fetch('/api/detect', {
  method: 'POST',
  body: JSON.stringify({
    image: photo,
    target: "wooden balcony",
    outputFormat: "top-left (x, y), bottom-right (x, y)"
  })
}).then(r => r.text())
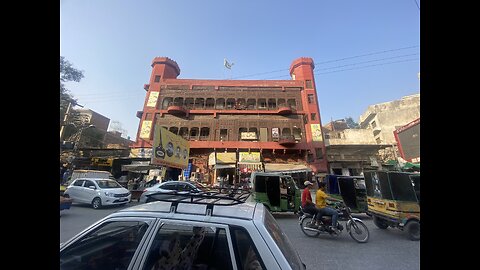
top-left (277, 106), bottom-right (293, 115)
top-left (167, 105), bottom-right (188, 116)
top-left (278, 135), bottom-right (296, 146)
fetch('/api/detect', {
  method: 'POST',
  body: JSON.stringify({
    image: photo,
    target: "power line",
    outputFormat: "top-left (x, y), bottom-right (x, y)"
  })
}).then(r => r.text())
top-left (414, 0), bottom-right (420, 11)
top-left (229, 45), bottom-right (419, 79)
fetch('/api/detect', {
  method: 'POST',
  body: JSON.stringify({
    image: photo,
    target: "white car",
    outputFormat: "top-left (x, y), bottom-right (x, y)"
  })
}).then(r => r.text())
top-left (139, 180), bottom-right (207, 203)
top-left (64, 178), bottom-right (131, 209)
top-left (60, 192), bottom-right (306, 269)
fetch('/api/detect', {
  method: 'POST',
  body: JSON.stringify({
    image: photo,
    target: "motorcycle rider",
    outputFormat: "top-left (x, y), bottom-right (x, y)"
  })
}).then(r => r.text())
top-left (316, 181), bottom-right (341, 233)
top-left (301, 181), bottom-right (322, 227)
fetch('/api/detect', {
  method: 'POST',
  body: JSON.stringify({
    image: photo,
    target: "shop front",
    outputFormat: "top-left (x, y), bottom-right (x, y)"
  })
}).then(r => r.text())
top-left (237, 152), bottom-right (263, 189)
top-left (264, 163), bottom-right (312, 188)
top-left (209, 152), bottom-right (237, 187)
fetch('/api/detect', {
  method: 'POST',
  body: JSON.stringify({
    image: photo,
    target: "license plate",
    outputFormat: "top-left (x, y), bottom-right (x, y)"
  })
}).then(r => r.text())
top-left (118, 198), bottom-right (128, 202)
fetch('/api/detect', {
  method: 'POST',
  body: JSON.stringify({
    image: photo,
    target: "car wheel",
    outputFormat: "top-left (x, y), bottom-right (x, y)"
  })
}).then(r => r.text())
top-left (373, 216), bottom-right (389, 229)
top-left (92, 197), bottom-right (102, 209)
top-left (405, 220), bottom-right (420, 241)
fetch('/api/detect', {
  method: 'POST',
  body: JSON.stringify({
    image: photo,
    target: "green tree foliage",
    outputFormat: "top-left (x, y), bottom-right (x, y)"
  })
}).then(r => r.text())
top-left (60, 56), bottom-right (84, 116)
top-left (345, 117), bottom-right (360, 129)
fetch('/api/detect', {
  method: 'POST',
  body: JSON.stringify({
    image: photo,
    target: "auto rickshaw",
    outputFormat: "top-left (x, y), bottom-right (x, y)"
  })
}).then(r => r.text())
top-left (364, 170), bottom-right (420, 241)
top-left (323, 174), bottom-right (368, 214)
top-left (249, 172), bottom-right (301, 213)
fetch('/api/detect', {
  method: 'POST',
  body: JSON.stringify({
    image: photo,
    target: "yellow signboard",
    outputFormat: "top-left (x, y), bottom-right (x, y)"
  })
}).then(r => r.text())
top-left (241, 132), bottom-right (257, 140)
top-left (216, 152), bottom-right (237, 164)
top-left (311, 124), bottom-right (323, 141)
top-left (151, 126), bottom-right (190, 169)
top-left (139, 120), bottom-right (152, 139)
top-left (147, 92), bottom-right (159, 107)
top-left (239, 152), bottom-right (260, 163)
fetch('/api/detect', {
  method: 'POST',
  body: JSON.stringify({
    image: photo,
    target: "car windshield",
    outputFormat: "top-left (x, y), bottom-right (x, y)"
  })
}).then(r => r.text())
top-left (95, 180), bottom-right (122, 189)
top-left (263, 209), bottom-right (305, 270)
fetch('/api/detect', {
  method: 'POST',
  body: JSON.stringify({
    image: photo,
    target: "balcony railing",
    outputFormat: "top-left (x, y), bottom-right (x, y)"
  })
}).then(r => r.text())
top-left (278, 135), bottom-right (296, 146)
top-left (167, 105), bottom-right (188, 116)
top-left (277, 106), bottom-right (293, 115)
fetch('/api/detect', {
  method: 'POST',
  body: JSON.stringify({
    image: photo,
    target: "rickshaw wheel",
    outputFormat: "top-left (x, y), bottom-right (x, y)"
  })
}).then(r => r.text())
top-left (405, 220), bottom-right (420, 241)
top-left (373, 216), bottom-right (389, 229)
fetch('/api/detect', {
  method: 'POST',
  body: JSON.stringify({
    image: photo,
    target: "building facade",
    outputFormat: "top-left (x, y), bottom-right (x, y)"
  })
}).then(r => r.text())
top-left (323, 119), bottom-right (391, 175)
top-left (359, 93), bottom-right (420, 145)
top-left (132, 57), bottom-right (328, 186)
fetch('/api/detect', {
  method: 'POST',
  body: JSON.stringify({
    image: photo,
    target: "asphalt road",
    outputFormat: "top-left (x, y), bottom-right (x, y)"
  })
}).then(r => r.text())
top-left (60, 202), bottom-right (419, 270)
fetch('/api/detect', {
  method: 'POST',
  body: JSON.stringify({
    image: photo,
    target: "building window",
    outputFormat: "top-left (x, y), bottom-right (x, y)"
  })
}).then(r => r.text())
top-left (307, 153), bottom-right (314, 163)
top-left (305, 80), bottom-right (313, 89)
top-left (311, 113), bottom-right (316, 121)
top-left (315, 148), bottom-right (323, 160)
top-left (307, 94), bottom-right (315, 104)
top-left (375, 137), bottom-right (382, 144)
top-left (220, 129), bottom-right (228, 141)
top-left (145, 113), bottom-right (152, 120)
top-left (154, 75), bottom-right (161, 82)
top-left (371, 120), bottom-right (377, 129)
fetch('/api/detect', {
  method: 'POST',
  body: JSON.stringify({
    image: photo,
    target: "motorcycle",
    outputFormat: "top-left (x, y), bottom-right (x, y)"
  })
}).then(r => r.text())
top-left (298, 201), bottom-right (370, 243)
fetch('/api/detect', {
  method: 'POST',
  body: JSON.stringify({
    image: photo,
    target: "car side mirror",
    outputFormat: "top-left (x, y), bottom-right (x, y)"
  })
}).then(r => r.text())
top-left (87, 185), bottom-right (96, 189)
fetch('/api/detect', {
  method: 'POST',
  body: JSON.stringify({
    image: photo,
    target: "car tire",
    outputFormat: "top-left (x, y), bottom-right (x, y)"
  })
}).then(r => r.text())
top-left (92, 197), bottom-right (102, 209)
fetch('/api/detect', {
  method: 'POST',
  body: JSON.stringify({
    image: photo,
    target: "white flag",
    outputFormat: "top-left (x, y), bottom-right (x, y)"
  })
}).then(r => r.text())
top-left (224, 58), bottom-right (234, 69)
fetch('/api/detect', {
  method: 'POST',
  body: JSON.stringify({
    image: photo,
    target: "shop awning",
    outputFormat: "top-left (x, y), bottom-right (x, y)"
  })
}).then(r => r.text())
top-left (121, 164), bottom-right (160, 172)
top-left (264, 163), bottom-right (311, 173)
top-left (214, 164), bottom-right (236, 170)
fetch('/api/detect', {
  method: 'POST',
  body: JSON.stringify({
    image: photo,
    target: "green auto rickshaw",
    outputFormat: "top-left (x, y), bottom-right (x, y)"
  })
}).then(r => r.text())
top-left (323, 174), bottom-right (368, 214)
top-left (249, 172), bottom-right (301, 213)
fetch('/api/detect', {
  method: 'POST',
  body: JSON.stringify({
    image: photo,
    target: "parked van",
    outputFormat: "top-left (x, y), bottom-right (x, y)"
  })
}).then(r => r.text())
top-left (249, 172), bottom-right (301, 213)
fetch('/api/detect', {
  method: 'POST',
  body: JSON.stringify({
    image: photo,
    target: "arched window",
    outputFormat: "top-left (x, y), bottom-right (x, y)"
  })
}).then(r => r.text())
top-left (226, 98), bottom-right (235, 110)
top-left (268, 99), bottom-right (276, 109)
top-left (287, 99), bottom-right (296, 110)
top-left (205, 98), bottom-right (215, 109)
top-left (200, 127), bottom-right (210, 140)
top-left (194, 98), bottom-right (205, 109)
top-left (169, 127), bottom-right (179, 135)
top-left (258, 99), bottom-right (267, 109)
top-left (189, 127), bottom-right (199, 139)
top-left (179, 127), bottom-right (189, 139)
top-left (293, 127), bottom-right (302, 141)
top-left (215, 98), bottom-right (225, 109)
top-left (239, 127), bottom-right (248, 140)
top-left (247, 99), bottom-right (256, 110)
top-left (236, 98), bottom-right (246, 109)
top-left (162, 98), bottom-right (173, 109)
top-left (184, 98), bottom-right (194, 109)
top-left (174, 97), bottom-right (184, 107)
top-left (282, 128), bottom-right (291, 136)
top-left (277, 98), bottom-right (286, 107)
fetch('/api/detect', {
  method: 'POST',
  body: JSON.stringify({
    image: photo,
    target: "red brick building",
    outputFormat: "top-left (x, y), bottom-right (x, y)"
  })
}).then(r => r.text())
top-left (132, 57), bottom-right (327, 186)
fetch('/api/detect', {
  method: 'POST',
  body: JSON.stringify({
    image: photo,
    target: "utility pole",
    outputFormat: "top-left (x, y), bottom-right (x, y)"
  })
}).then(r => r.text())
top-left (60, 100), bottom-right (84, 141)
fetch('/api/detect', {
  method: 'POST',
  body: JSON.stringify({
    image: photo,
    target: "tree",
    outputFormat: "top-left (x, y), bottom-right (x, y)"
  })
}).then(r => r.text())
top-left (345, 117), bottom-right (360, 129)
top-left (60, 56), bottom-right (84, 117)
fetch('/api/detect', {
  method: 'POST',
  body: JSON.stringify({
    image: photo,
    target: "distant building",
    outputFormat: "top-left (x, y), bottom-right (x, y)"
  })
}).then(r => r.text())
top-left (75, 109), bottom-right (110, 131)
top-left (359, 93), bottom-right (420, 145)
top-left (132, 57), bottom-right (328, 186)
top-left (323, 120), bottom-right (390, 175)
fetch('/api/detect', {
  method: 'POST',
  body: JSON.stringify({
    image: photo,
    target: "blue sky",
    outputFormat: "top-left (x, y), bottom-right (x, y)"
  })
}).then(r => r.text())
top-left (60, 0), bottom-right (420, 140)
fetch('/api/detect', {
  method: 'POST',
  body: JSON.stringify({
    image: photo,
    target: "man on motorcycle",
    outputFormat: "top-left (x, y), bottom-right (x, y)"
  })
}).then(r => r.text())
top-left (316, 182), bottom-right (341, 233)
top-left (301, 181), bottom-right (322, 227)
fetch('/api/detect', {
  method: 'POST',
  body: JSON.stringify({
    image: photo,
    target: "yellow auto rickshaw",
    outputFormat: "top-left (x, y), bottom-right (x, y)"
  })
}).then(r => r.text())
top-left (364, 170), bottom-right (420, 241)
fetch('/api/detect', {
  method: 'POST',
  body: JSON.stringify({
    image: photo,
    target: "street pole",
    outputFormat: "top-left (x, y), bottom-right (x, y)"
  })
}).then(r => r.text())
top-left (60, 101), bottom-right (72, 141)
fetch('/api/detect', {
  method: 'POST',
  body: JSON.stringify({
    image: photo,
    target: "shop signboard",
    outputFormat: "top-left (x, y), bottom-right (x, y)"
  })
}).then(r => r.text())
top-left (151, 126), bottom-right (190, 169)
top-left (130, 148), bottom-right (153, 158)
top-left (216, 152), bottom-right (237, 164)
top-left (241, 132), bottom-right (257, 140)
top-left (139, 120), bottom-right (152, 139)
top-left (272, 128), bottom-right (279, 138)
top-left (311, 124), bottom-right (323, 141)
top-left (239, 152), bottom-right (261, 163)
top-left (146, 91), bottom-right (159, 107)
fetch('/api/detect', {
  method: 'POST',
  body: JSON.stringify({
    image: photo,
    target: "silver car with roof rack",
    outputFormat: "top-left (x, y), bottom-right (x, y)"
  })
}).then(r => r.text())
top-left (60, 190), bottom-right (306, 269)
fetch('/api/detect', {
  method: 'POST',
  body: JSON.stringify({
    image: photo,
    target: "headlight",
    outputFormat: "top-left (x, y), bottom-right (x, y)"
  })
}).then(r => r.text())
top-left (104, 192), bottom-right (115, 197)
